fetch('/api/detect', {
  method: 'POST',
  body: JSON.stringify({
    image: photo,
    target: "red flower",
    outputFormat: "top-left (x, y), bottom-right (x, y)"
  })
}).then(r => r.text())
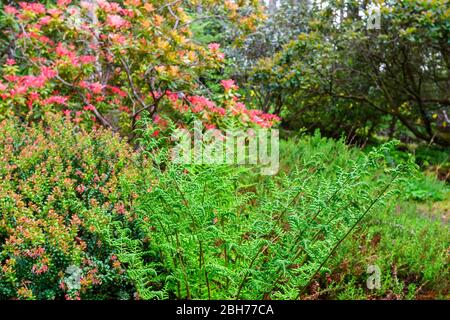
top-left (19, 2), bottom-right (46, 15)
top-left (89, 82), bottom-right (105, 95)
top-left (47, 8), bottom-right (62, 17)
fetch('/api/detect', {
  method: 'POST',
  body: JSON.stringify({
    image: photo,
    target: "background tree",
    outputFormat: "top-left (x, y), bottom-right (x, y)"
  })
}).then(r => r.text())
top-left (248, 0), bottom-right (450, 146)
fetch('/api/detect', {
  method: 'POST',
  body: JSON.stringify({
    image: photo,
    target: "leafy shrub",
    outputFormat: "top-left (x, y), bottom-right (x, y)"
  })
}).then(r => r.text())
top-left (0, 112), bottom-right (142, 299)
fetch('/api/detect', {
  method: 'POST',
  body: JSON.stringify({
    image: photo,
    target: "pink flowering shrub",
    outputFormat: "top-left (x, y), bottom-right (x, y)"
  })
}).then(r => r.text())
top-left (0, 112), bottom-right (146, 299)
top-left (0, 0), bottom-right (272, 136)
top-left (142, 79), bottom-right (280, 141)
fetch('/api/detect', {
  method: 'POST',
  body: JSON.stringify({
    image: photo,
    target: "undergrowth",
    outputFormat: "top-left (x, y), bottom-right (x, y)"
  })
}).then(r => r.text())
top-left (104, 127), bottom-right (414, 299)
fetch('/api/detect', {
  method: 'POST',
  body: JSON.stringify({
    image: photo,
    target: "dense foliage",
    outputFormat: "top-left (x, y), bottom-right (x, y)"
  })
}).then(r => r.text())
top-left (0, 0), bottom-right (448, 301)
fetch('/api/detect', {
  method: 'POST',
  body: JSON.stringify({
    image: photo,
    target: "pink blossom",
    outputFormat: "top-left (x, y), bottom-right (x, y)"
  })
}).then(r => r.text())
top-left (3, 75), bottom-right (18, 82)
top-left (97, 0), bottom-right (112, 12)
top-left (32, 264), bottom-right (48, 275)
top-left (220, 79), bottom-right (237, 91)
top-left (108, 85), bottom-right (127, 97)
top-left (55, 43), bottom-right (70, 57)
top-left (25, 247), bottom-right (45, 258)
top-left (119, 106), bottom-right (130, 113)
top-left (121, 9), bottom-right (135, 18)
top-left (80, 1), bottom-right (94, 10)
top-left (261, 113), bottom-right (281, 122)
top-left (89, 82), bottom-right (105, 94)
top-left (115, 203), bottom-right (126, 214)
top-left (83, 104), bottom-right (95, 111)
top-left (28, 92), bottom-right (40, 109)
top-left (19, 2), bottom-right (46, 15)
top-left (76, 185), bottom-right (85, 194)
top-left (67, 7), bottom-right (78, 16)
top-left (23, 75), bottom-right (46, 88)
top-left (73, 111), bottom-right (83, 123)
top-left (47, 8), bottom-right (63, 17)
top-left (10, 86), bottom-right (28, 97)
top-left (6, 58), bottom-right (15, 66)
top-left (213, 107), bottom-right (226, 116)
top-left (59, 281), bottom-right (66, 290)
top-left (29, 92), bottom-right (40, 100)
top-left (235, 102), bottom-right (246, 112)
top-left (188, 95), bottom-right (216, 111)
top-left (78, 81), bottom-right (89, 89)
top-left (154, 115), bottom-right (168, 127)
top-left (38, 16), bottom-right (52, 25)
top-left (79, 55), bottom-right (96, 64)
top-left (57, 0), bottom-right (72, 6)
top-left (40, 66), bottom-right (57, 79)
top-left (109, 33), bottom-right (127, 45)
top-left (38, 35), bottom-right (53, 45)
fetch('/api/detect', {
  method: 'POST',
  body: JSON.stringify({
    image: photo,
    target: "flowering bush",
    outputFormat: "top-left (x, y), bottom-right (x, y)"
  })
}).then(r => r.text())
top-left (0, 112), bottom-right (144, 299)
top-left (106, 133), bottom-right (411, 299)
top-left (0, 0), bottom-right (269, 136)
